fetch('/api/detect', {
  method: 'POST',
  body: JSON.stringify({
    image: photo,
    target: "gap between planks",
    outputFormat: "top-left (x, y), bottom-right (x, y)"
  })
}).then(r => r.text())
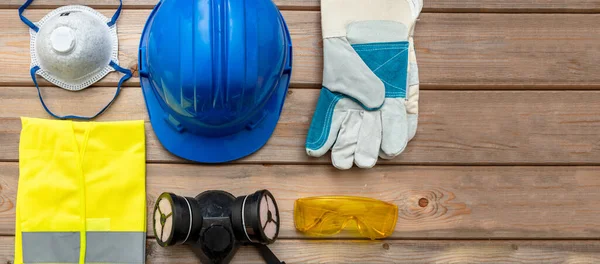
top-left (2, 237), bottom-right (600, 263)
top-left (3, 0), bottom-right (600, 13)
top-left (1, 233), bottom-right (600, 241)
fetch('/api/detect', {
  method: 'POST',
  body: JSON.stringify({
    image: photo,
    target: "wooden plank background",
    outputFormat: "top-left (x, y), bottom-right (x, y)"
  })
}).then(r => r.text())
top-left (3, 10), bottom-right (600, 88)
top-left (4, 88), bottom-right (600, 165)
top-left (6, 0), bottom-right (600, 12)
top-left (3, 237), bottom-right (600, 263)
top-left (2, 0), bottom-right (600, 263)
top-left (3, 164), bottom-right (600, 238)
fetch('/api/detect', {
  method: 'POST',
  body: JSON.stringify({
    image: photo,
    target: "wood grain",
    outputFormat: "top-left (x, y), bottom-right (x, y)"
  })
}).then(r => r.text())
top-left (4, 0), bottom-right (600, 12)
top-left (3, 0), bottom-right (600, 262)
top-left (2, 10), bottom-right (600, 88)
top-left (3, 0), bottom-right (319, 10)
top-left (3, 163), bottom-right (600, 238)
top-left (2, 237), bottom-right (600, 263)
top-left (0, 9), bottom-right (322, 88)
top-left (2, 87), bottom-right (600, 165)
top-left (426, 0), bottom-right (600, 13)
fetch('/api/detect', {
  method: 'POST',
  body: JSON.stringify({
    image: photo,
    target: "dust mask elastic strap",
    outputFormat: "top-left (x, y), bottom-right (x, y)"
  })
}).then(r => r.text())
top-left (19, 0), bottom-right (124, 32)
top-left (30, 62), bottom-right (132, 120)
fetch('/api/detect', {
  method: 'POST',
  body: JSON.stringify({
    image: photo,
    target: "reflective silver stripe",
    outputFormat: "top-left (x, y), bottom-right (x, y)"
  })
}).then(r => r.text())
top-left (85, 232), bottom-right (146, 263)
top-left (22, 232), bottom-right (80, 263)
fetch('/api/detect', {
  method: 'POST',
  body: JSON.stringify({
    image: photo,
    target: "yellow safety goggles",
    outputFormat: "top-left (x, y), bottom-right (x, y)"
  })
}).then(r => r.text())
top-left (294, 196), bottom-right (398, 239)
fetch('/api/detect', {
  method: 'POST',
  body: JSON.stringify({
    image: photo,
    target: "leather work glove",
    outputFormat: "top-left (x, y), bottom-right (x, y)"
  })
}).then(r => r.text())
top-left (305, 0), bottom-right (422, 169)
top-left (380, 34), bottom-right (420, 160)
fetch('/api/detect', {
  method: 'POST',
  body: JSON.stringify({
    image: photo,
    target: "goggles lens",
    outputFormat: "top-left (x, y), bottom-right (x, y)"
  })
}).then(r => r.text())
top-left (294, 196), bottom-right (398, 239)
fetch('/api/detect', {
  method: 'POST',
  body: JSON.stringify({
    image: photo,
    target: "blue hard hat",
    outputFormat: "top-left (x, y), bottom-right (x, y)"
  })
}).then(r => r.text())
top-left (139, 0), bottom-right (293, 163)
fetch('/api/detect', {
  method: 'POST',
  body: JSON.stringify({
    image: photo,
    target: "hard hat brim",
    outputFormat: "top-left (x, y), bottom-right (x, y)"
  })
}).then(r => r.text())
top-left (141, 74), bottom-right (290, 163)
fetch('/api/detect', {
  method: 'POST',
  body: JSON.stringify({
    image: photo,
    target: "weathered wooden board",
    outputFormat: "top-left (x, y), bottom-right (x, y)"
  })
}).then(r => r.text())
top-left (3, 1), bottom-right (600, 263)
top-left (426, 0), bottom-right (600, 13)
top-left (2, 236), bottom-right (600, 263)
top-left (146, 239), bottom-right (600, 264)
top-left (4, 0), bottom-right (600, 12)
top-left (2, 10), bottom-right (600, 88)
top-left (3, 163), bottom-right (600, 238)
top-left (2, 87), bottom-right (600, 165)
top-left (4, 0), bottom-right (311, 9)
top-left (0, 9), bottom-right (322, 88)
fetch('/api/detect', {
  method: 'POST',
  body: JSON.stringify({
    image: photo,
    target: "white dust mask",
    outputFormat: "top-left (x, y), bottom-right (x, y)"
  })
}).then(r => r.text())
top-left (19, 0), bottom-right (132, 120)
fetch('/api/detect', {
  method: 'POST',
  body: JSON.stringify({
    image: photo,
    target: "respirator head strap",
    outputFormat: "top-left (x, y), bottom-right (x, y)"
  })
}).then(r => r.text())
top-left (255, 244), bottom-right (285, 264)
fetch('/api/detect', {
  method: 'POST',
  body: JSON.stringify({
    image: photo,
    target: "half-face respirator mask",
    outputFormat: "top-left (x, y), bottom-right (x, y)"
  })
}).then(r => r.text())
top-left (153, 190), bottom-right (284, 264)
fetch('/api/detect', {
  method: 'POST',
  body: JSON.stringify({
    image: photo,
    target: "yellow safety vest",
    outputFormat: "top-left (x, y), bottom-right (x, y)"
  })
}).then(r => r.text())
top-left (15, 117), bottom-right (146, 264)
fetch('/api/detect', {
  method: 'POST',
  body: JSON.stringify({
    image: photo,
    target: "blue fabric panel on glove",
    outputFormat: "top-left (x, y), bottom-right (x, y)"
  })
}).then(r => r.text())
top-left (306, 88), bottom-right (343, 150)
top-left (352, 42), bottom-right (410, 98)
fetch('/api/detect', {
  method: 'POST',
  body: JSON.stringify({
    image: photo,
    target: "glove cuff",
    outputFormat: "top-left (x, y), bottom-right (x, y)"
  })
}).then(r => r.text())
top-left (321, 0), bottom-right (420, 38)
